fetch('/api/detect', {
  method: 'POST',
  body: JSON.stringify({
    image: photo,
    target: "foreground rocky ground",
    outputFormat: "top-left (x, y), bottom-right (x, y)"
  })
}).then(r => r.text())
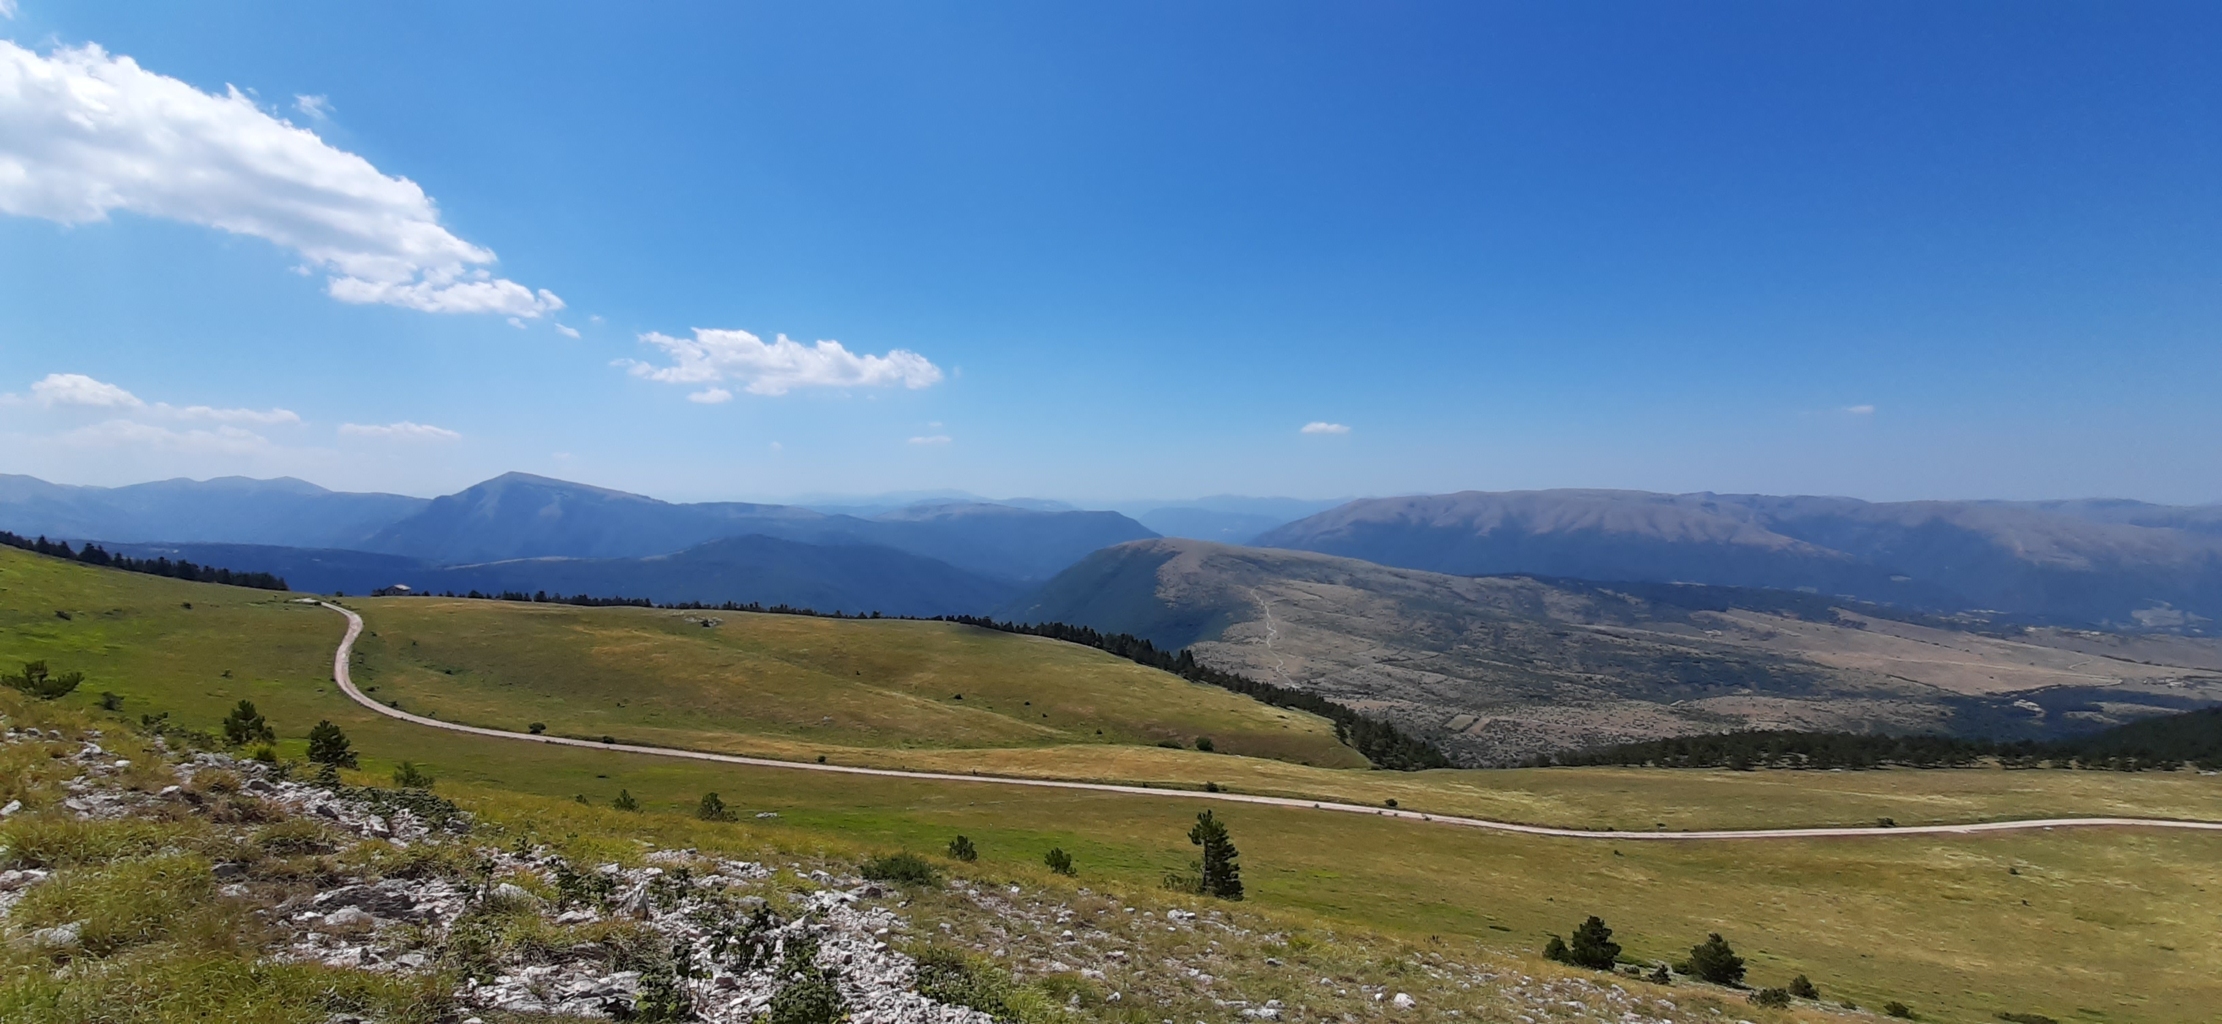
top-left (0, 707), bottom-right (1860, 1023)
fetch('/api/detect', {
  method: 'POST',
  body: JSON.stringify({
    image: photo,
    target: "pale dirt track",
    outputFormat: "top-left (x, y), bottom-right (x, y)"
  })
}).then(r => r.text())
top-left (317, 602), bottom-right (2222, 842)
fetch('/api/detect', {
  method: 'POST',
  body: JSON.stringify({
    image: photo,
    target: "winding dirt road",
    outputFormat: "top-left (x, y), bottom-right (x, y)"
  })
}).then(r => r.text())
top-left (317, 602), bottom-right (2222, 842)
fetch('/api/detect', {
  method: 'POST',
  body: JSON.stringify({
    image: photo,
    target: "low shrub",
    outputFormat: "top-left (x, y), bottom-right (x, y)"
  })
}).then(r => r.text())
top-left (1044, 847), bottom-right (1075, 876)
top-left (1750, 987), bottom-right (1791, 1008)
top-left (1885, 1001), bottom-right (1917, 1019)
top-left (860, 851), bottom-right (939, 885)
top-left (913, 946), bottom-right (1014, 1018)
top-left (1788, 974), bottom-right (1819, 999)
top-left (946, 834), bottom-right (977, 862)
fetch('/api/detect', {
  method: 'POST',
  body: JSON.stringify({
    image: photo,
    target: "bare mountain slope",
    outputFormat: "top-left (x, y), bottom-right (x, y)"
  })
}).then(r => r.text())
top-left (1256, 489), bottom-right (2222, 628)
top-left (1011, 539), bottom-right (2222, 764)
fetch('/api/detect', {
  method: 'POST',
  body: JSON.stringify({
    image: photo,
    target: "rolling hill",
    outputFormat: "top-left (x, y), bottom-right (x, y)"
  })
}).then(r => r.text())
top-left (1256, 489), bottom-right (2222, 628)
top-left (1011, 538), bottom-right (2222, 765)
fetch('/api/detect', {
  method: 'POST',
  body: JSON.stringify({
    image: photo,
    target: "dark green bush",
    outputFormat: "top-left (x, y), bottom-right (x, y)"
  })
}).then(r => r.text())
top-left (1194, 736), bottom-right (1215, 752)
top-left (1044, 847), bottom-right (1075, 876)
top-left (306, 720), bottom-right (356, 767)
top-left (860, 852), bottom-right (939, 885)
top-left (1751, 988), bottom-right (1791, 1008)
top-left (1687, 933), bottom-right (1745, 985)
top-left (947, 835), bottom-right (978, 862)
top-left (612, 789), bottom-right (640, 811)
top-left (1565, 916), bottom-right (1620, 970)
top-left (1885, 1001), bottom-right (1916, 1019)
top-left (7, 661), bottom-right (84, 700)
top-left (1788, 974), bottom-right (1819, 999)
top-left (696, 792), bottom-right (732, 821)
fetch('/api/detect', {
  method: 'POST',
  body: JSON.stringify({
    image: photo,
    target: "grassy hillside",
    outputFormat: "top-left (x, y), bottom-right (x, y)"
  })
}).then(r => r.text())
top-left (6, 545), bottom-right (2222, 1024)
top-left (347, 594), bottom-right (1367, 769)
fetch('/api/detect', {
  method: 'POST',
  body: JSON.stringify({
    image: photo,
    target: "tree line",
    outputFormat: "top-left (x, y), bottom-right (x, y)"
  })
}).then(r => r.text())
top-left (1537, 708), bottom-right (2222, 772)
top-left (1, 531), bottom-right (289, 591)
top-left (931, 615), bottom-right (1452, 770)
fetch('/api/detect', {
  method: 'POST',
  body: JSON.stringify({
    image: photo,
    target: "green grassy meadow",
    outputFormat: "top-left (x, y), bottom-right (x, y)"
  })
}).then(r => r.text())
top-left (5, 545), bottom-right (2220, 1023)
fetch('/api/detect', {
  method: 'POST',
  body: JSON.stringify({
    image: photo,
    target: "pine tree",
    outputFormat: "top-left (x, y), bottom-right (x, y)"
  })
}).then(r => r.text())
top-left (614, 789), bottom-right (640, 811)
top-left (1044, 847), bottom-right (1075, 875)
top-left (947, 835), bottom-right (978, 862)
top-left (1688, 933), bottom-right (1746, 985)
top-left (222, 700), bottom-right (274, 747)
top-left (306, 720), bottom-right (357, 768)
top-left (696, 792), bottom-right (732, 821)
top-left (5, 661), bottom-right (84, 700)
top-left (1188, 810), bottom-right (1244, 900)
top-left (1567, 915), bottom-right (1621, 970)
top-left (1787, 974), bottom-right (1818, 999)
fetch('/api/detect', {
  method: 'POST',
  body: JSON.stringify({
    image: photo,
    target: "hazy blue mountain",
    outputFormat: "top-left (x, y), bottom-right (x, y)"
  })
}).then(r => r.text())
top-left (360, 473), bottom-right (834, 564)
top-left (1136, 507), bottom-right (1292, 544)
top-left (362, 473), bottom-right (1154, 580)
top-left (416, 535), bottom-right (1020, 616)
top-left (1256, 490), bottom-right (2222, 628)
top-left (862, 501), bottom-right (1155, 579)
top-left (0, 474), bottom-right (427, 548)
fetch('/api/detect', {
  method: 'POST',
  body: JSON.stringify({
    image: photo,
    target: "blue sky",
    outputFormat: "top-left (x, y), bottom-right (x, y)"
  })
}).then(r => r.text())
top-left (2, 2), bottom-right (2218, 504)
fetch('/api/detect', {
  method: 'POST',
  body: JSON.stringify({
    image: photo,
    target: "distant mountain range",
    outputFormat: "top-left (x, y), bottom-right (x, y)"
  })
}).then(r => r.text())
top-left (1011, 538), bottom-right (2222, 764)
top-left (0, 473), bottom-right (428, 549)
top-left (1256, 489), bottom-right (2222, 629)
top-left (2, 472), bottom-right (1149, 614)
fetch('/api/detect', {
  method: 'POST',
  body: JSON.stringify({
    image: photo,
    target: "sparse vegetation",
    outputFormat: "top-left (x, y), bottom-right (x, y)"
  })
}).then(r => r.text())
top-left (613, 788), bottom-right (640, 811)
top-left (1789, 973), bottom-right (1819, 999)
top-left (946, 834), bottom-right (977, 861)
top-left (1044, 846), bottom-right (1075, 875)
top-left (1886, 1000), bottom-right (1917, 1019)
top-left (695, 791), bottom-right (732, 820)
top-left (391, 760), bottom-right (436, 788)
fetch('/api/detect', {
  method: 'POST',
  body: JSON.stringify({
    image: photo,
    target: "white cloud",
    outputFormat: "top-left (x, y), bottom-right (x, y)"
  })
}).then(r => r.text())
top-left (619, 328), bottom-right (943, 397)
top-left (155, 402), bottom-right (299, 424)
top-left (1845, 404), bottom-right (1876, 415)
top-left (60, 419), bottom-right (272, 455)
top-left (1300, 421), bottom-right (1351, 435)
top-left (908, 434), bottom-right (952, 445)
top-left (31, 372), bottom-right (142, 408)
top-left (554, 323), bottom-right (580, 339)
top-left (338, 421), bottom-right (460, 441)
top-left (0, 1), bottom-right (16, 20)
top-left (26, 373), bottom-right (299, 424)
top-left (0, 41), bottom-right (560, 317)
top-left (292, 93), bottom-right (332, 120)
top-left (686, 387), bottom-right (732, 404)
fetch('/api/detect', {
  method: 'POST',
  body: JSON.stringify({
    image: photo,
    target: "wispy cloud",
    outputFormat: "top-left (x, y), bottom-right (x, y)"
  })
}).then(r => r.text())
top-left (618, 328), bottom-right (943, 398)
top-left (1300, 421), bottom-right (1351, 435)
top-left (26, 373), bottom-right (298, 423)
top-left (687, 387), bottom-right (732, 404)
top-left (907, 434), bottom-right (952, 446)
top-left (32, 372), bottom-right (142, 408)
top-left (0, 41), bottom-right (560, 318)
top-left (1844, 404), bottom-right (1876, 415)
top-left (292, 93), bottom-right (332, 120)
top-left (338, 421), bottom-right (460, 441)
top-left (59, 419), bottom-right (273, 455)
